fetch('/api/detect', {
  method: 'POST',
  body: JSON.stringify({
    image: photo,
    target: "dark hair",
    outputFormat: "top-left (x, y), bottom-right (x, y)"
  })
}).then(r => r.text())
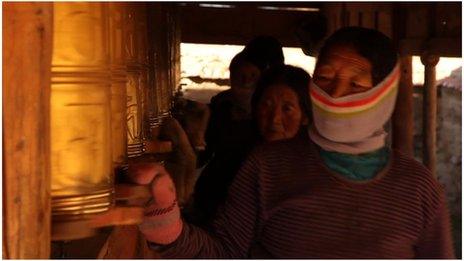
top-left (243, 35), bottom-right (285, 72)
top-left (317, 26), bottom-right (398, 85)
top-left (251, 64), bottom-right (312, 122)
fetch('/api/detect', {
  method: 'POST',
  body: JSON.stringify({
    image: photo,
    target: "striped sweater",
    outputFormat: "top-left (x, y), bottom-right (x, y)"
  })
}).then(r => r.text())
top-left (157, 134), bottom-right (454, 258)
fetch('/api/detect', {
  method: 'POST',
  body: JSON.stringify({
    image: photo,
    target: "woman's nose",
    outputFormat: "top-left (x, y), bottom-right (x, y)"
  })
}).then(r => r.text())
top-left (328, 79), bottom-right (350, 98)
top-left (271, 106), bottom-right (282, 125)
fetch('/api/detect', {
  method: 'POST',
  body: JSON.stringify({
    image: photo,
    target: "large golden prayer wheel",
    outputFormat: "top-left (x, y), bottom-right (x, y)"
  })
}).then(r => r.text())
top-left (147, 4), bottom-right (179, 132)
top-left (109, 3), bottom-right (128, 166)
top-left (125, 4), bottom-right (149, 158)
top-left (50, 2), bottom-right (114, 240)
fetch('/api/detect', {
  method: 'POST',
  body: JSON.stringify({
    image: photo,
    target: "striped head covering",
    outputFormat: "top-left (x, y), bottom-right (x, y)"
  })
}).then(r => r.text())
top-left (309, 62), bottom-right (400, 154)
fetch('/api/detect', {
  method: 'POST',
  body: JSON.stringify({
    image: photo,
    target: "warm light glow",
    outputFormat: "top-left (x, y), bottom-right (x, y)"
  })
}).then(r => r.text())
top-left (126, 71), bottom-right (146, 157)
top-left (124, 5), bottom-right (149, 158)
top-left (109, 3), bottom-right (128, 166)
top-left (180, 43), bottom-right (316, 103)
top-left (51, 3), bottom-right (113, 225)
top-left (412, 56), bottom-right (462, 85)
top-left (198, 3), bottom-right (235, 9)
top-left (180, 44), bottom-right (462, 104)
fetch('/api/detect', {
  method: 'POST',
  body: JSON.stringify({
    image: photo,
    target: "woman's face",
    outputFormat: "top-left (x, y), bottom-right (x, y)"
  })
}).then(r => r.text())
top-left (313, 45), bottom-right (374, 98)
top-left (231, 62), bottom-right (261, 91)
top-left (256, 84), bottom-right (306, 142)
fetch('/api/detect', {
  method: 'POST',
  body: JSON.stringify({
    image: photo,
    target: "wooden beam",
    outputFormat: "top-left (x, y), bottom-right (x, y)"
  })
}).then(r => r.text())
top-left (421, 53), bottom-right (440, 176)
top-left (3, 2), bottom-right (53, 258)
top-left (392, 56), bottom-right (414, 156)
top-left (89, 207), bottom-right (144, 228)
top-left (179, 4), bottom-right (323, 47)
top-left (400, 37), bottom-right (461, 58)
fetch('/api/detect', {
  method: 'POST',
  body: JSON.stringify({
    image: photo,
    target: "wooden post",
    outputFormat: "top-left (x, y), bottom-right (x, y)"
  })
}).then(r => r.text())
top-left (392, 55), bottom-right (414, 156)
top-left (420, 52), bottom-right (440, 176)
top-left (3, 3), bottom-right (53, 258)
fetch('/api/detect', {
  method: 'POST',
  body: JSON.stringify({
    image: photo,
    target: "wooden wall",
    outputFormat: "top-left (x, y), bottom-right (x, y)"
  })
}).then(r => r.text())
top-left (322, 3), bottom-right (393, 37)
top-left (398, 3), bottom-right (461, 57)
top-left (3, 3), bottom-right (53, 258)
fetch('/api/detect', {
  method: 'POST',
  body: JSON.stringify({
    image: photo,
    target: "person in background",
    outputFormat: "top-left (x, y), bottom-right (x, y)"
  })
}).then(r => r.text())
top-left (131, 26), bottom-right (454, 258)
top-left (187, 65), bottom-right (311, 228)
top-left (199, 35), bottom-right (285, 167)
top-left (243, 35), bottom-right (285, 71)
top-left (188, 36), bottom-right (286, 228)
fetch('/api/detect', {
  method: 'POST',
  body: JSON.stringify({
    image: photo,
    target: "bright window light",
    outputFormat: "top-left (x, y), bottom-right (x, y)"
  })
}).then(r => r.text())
top-left (412, 56), bottom-right (462, 85)
top-left (180, 43), bottom-right (462, 103)
top-left (258, 6), bottom-right (320, 12)
top-left (198, 4), bottom-right (235, 9)
top-left (180, 43), bottom-right (316, 103)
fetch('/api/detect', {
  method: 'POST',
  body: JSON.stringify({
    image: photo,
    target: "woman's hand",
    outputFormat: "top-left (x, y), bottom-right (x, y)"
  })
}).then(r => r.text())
top-left (128, 163), bottom-right (183, 245)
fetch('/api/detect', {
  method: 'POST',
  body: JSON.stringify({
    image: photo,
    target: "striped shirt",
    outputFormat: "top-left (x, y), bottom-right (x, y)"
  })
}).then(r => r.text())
top-left (157, 134), bottom-right (454, 258)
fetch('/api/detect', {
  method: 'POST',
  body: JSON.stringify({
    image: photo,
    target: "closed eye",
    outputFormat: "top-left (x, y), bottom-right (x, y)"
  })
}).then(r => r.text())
top-left (349, 83), bottom-right (372, 94)
top-left (282, 103), bottom-right (296, 112)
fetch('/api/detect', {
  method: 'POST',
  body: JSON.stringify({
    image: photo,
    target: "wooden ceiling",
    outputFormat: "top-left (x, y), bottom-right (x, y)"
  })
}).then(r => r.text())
top-left (178, 2), bottom-right (325, 48)
top-left (175, 2), bottom-right (462, 57)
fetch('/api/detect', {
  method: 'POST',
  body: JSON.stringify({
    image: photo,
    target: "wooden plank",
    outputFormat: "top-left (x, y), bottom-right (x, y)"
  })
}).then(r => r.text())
top-left (377, 9), bottom-right (393, 37)
top-left (3, 2), bottom-right (53, 259)
top-left (399, 37), bottom-right (461, 57)
top-left (179, 4), bottom-right (322, 47)
top-left (402, 3), bottom-right (430, 39)
top-left (98, 225), bottom-right (140, 258)
top-left (321, 3), bottom-right (344, 36)
top-left (363, 11), bottom-right (375, 29)
top-left (434, 3), bottom-right (462, 38)
top-left (51, 228), bottom-right (113, 258)
top-left (89, 207), bottom-right (144, 228)
top-left (392, 56), bottom-right (414, 156)
top-left (115, 183), bottom-right (151, 201)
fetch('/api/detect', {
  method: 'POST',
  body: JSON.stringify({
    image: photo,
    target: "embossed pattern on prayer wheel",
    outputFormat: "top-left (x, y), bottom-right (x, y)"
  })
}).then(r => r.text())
top-left (125, 4), bottom-right (149, 158)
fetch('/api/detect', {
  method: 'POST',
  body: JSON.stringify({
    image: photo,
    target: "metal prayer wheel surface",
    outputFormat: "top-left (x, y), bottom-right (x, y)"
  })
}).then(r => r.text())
top-left (109, 3), bottom-right (128, 167)
top-left (125, 4), bottom-right (149, 158)
top-left (51, 2), bottom-right (114, 240)
top-left (110, 76), bottom-right (127, 165)
top-left (147, 5), bottom-right (176, 132)
top-left (126, 69), bottom-right (147, 158)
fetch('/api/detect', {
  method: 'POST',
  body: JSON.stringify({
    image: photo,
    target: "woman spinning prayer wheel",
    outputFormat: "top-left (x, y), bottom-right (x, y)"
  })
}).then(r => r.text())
top-left (130, 27), bottom-right (454, 258)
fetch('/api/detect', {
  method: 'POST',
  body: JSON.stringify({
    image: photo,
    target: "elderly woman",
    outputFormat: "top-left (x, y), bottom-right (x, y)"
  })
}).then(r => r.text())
top-left (188, 64), bottom-right (311, 228)
top-left (132, 27), bottom-right (454, 258)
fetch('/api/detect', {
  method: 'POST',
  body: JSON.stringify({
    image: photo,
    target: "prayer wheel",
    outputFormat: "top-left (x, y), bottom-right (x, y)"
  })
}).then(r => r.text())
top-left (50, 2), bottom-right (114, 240)
top-left (125, 4), bottom-right (149, 158)
top-left (149, 4), bottom-right (177, 130)
top-left (109, 3), bottom-right (128, 167)
top-left (146, 6), bottom-right (162, 131)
